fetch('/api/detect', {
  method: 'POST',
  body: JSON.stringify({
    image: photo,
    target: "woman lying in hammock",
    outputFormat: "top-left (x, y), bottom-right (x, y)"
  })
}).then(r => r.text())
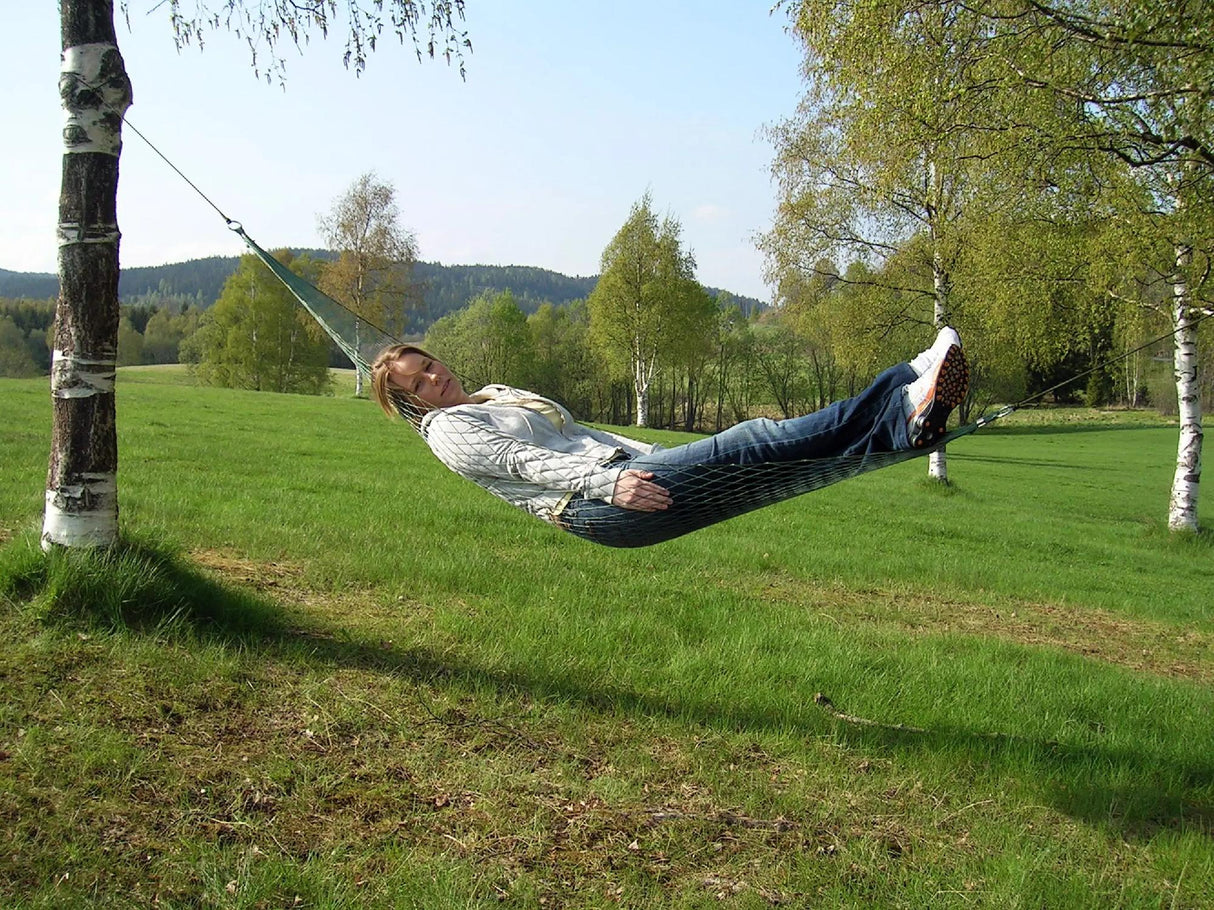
top-left (369, 328), bottom-right (968, 547)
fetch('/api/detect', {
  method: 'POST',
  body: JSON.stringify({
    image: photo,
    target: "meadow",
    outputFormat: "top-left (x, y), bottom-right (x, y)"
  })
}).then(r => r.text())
top-left (1, 366), bottom-right (1212, 908)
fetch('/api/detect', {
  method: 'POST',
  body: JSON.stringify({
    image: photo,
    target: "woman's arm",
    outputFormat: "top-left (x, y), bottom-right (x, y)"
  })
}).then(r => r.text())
top-left (425, 410), bottom-right (625, 503)
top-left (577, 424), bottom-right (664, 456)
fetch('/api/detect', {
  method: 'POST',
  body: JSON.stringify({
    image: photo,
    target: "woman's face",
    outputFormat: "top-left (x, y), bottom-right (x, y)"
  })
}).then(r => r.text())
top-left (388, 352), bottom-right (469, 409)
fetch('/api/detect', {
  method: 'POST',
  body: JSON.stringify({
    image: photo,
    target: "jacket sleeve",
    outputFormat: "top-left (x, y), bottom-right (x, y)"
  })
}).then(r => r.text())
top-left (577, 424), bottom-right (664, 456)
top-left (424, 410), bottom-right (624, 503)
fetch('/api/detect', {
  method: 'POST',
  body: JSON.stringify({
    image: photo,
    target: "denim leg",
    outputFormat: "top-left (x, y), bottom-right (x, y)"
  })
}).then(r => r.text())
top-left (634, 363), bottom-right (914, 469)
top-left (559, 364), bottom-right (916, 547)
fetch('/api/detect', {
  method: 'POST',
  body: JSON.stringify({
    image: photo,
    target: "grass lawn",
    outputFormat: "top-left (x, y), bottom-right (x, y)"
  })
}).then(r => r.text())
top-left (1, 370), bottom-right (1211, 908)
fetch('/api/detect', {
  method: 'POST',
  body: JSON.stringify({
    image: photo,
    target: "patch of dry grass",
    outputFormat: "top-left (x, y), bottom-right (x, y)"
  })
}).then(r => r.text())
top-left (738, 572), bottom-right (1214, 684)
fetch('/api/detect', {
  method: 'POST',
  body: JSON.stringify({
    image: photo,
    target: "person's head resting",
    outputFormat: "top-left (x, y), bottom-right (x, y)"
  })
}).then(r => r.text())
top-left (370, 344), bottom-right (471, 422)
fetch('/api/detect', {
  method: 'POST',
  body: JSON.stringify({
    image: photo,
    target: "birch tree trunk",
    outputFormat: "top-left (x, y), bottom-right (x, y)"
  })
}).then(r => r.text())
top-left (1168, 241), bottom-right (1202, 533)
top-left (634, 345), bottom-right (651, 428)
top-left (43, 0), bottom-right (131, 551)
top-left (927, 246), bottom-right (951, 484)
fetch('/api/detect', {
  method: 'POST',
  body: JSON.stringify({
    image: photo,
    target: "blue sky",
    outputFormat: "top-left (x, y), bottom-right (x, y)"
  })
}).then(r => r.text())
top-left (4, 3), bottom-right (803, 301)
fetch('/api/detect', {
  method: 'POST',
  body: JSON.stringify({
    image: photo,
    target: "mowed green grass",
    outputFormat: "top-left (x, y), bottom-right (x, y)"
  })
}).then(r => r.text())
top-left (1, 368), bottom-right (1211, 908)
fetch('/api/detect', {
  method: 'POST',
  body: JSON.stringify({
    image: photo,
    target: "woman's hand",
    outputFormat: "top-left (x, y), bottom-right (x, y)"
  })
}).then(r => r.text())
top-left (611, 469), bottom-right (672, 512)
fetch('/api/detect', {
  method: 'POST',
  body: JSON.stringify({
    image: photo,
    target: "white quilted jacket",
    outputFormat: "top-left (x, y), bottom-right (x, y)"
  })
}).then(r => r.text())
top-left (420, 385), bottom-right (661, 523)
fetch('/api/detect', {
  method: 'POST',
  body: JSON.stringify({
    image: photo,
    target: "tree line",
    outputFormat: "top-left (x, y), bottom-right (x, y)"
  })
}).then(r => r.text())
top-left (0, 180), bottom-right (778, 430)
top-left (172, 177), bottom-right (1212, 444)
top-left (6, 191), bottom-right (1205, 433)
top-left (0, 257), bottom-right (763, 338)
top-left (0, 296), bottom-right (202, 378)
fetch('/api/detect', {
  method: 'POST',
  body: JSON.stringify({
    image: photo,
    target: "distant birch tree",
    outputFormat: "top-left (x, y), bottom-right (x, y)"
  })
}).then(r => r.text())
top-left (318, 172), bottom-right (420, 395)
top-left (955, 0), bottom-right (1214, 531)
top-left (1013, 0), bottom-right (1212, 532)
top-left (1086, 167), bottom-right (1212, 532)
top-left (589, 194), bottom-right (700, 427)
top-left (764, 0), bottom-right (1024, 482)
top-left (44, 0), bottom-right (468, 551)
top-left (709, 303), bottom-right (753, 431)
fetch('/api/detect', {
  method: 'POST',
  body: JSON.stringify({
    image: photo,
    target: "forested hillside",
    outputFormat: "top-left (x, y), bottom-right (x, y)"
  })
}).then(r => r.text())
top-left (0, 257), bottom-right (766, 332)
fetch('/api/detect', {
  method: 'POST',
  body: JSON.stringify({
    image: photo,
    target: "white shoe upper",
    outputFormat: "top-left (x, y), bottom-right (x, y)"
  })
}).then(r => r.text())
top-left (909, 326), bottom-right (962, 377)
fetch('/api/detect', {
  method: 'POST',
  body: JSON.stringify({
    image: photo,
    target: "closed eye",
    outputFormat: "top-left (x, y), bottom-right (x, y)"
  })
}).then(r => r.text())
top-left (417, 361), bottom-right (435, 392)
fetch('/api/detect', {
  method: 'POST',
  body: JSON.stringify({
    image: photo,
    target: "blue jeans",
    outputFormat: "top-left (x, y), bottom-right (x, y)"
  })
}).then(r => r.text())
top-left (558, 363), bottom-right (916, 547)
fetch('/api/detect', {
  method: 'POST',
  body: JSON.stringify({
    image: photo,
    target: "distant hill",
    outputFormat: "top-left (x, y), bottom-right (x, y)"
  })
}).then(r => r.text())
top-left (3, 255), bottom-right (321, 305)
top-left (0, 268), bottom-right (59, 301)
top-left (0, 255), bottom-right (768, 330)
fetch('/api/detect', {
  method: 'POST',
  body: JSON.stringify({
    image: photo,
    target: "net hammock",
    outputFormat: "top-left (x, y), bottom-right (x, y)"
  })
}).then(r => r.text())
top-left (235, 227), bottom-right (981, 548)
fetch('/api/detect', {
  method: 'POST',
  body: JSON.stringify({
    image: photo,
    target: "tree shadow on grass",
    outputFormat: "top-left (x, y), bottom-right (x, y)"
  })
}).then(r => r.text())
top-left (6, 534), bottom-right (1211, 844)
top-left (813, 711), bottom-right (1214, 841)
top-left (948, 453), bottom-right (1106, 472)
top-left (974, 421), bottom-right (1178, 437)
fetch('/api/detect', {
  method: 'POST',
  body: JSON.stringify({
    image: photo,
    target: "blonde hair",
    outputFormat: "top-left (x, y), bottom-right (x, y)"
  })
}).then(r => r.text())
top-left (369, 343), bottom-right (441, 422)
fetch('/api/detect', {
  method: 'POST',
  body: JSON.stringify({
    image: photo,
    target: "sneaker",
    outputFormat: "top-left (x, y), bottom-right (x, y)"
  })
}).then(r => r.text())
top-left (909, 326), bottom-right (962, 377)
top-left (905, 343), bottom-right (969, 447)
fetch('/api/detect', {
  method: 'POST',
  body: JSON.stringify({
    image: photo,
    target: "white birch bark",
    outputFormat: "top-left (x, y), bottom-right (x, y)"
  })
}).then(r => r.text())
top-left (1124, 338), bottom-right (1141, 407)
top-left (927, 241), bottom-right (951, 484)
top-left (43, 28), bottom-right (131, 551)
top-left (634, 340), bottom-right (653, 427)
top-left (1168, 241), bottom-right (1202, 532)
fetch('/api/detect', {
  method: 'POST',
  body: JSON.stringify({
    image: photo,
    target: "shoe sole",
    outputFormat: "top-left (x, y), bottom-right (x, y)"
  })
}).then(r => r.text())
top-left (909, 344), bottom-right (969, 447)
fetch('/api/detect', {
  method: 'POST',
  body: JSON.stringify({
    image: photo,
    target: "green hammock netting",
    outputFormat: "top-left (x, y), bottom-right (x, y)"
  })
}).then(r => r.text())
top-left (525, 419), bottom-right (975, 548)
top-left (235, 228), bottom-right (395, 374)
top-left (236, 228), bottom-right (980, 547)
